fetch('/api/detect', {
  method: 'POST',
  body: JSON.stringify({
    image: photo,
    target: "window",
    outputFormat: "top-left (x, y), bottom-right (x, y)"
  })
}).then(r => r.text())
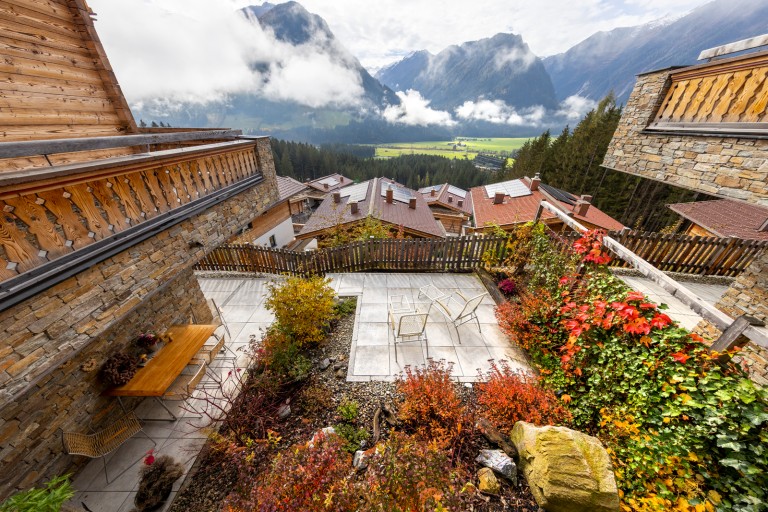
top-left (269, 235), bottom-right (277, 248)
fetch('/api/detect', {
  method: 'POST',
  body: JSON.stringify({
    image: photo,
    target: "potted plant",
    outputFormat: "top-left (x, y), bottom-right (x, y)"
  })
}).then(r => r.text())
top-left (100, 351), bottom-right (139, 387)
top-left (0, 474), bottom-right (73, 512)
top-left (136, 332), bottom-right (160, 352)
top-left (133, 450), bottom-right (184, 511)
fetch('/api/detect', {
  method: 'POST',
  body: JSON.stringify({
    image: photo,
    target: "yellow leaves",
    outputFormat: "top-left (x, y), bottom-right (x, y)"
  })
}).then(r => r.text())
top-left (707, 490), bottom-right (722, 505)
top-left (679, 393), bottom-right (693, 404)
top-left (561, 394), bottom-right (572, 404)
top-left (688, 452), bottom-right (699, 462)
top-left (663, 417), bottom-right (671, 424)
top-left (640, 335), bottom-right (653, 347)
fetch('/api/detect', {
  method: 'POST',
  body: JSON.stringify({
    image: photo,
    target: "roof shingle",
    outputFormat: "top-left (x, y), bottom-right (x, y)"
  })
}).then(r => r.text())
top-left (668, 199), bottom-right (768, 241)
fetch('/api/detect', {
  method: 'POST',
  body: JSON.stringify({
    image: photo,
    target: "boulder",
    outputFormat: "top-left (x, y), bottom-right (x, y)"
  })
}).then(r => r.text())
top-left (320, 358), bottom-right (331, 370)
top-left (308, 426), bottom-right (336, 448)
top-left (277, 403), bottom-right (291, 420)
top-left (510, 422), bottom-right (619, 512)
top-left (477, 467), bottom-right (500, 495)
top-left (353, 450), bottom-right (368, 470)
top-left (475, 449), bottom-right (517, 485)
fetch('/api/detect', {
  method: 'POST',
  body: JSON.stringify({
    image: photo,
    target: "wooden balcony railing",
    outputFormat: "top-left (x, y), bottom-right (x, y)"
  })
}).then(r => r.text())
top-left (647, 50), bottom-right (768, 136)
top-left (0, 132), bottom-right (267, 309)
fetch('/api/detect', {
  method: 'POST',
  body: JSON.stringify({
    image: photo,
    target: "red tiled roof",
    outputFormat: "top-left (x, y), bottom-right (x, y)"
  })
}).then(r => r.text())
top-left (419, 183), bottom-right (473, 214)
top-left (306, 173), bottom-right (352, 193)
top-left (298, 178), bottom-right (445, 239)
top-left (668, 199), bottom-right (768, 241)
top-left (276, 176), bottom-right (308, 201)
top-left (471, 178), bottom-right (624, 231)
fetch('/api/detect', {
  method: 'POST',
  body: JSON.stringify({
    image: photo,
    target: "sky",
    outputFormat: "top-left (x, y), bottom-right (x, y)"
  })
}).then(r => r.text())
top-left (88, 0), bottom-right (713, 123)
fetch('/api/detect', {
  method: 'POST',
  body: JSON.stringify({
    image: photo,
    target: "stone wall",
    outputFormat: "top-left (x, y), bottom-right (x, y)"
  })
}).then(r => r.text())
top-left (695, 249), bottom-right (768, 386)
top-left (602, 69), bottom-right (768, 207)
top-left (0, 138), bottom-right (279, 498)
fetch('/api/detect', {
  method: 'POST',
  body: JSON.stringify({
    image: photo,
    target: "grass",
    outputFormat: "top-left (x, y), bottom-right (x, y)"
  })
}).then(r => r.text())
top-left (372, 137), bottom-right (529, 161)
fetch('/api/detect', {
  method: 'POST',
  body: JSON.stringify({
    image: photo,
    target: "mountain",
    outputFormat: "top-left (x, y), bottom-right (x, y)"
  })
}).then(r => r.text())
top-left (377, 33), bottom-right (558, 111)
top-left (543, 0), bottom-right (768, 104)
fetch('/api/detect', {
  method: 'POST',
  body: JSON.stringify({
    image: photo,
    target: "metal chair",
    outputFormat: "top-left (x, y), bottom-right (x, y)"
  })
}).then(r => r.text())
top-left (158, 362), bottom-right (208, 420)
top-left (433, 292), bottom-right (487, 341)
top-left (62, 412), bottom-right (155, 484)
top-left (389, 303), bottom-right (429, 362)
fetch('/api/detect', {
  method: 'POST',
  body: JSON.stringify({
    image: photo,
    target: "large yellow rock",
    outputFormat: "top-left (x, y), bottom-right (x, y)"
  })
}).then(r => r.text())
top-left (510, 422), bottom-right (619, 512)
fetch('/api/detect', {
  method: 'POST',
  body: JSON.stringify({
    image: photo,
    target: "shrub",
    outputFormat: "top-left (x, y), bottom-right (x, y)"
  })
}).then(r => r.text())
top-left (257, 327), bottom-right (312, 383)
top-left (497, 278), bottom-right (517, 295)
top-left (360, 432), bottom-right (469, 512)
top-left (0, 474), bottom-right (73, 512)
top-left (265, 276), bottom-right (336, 346)
top-left (333, 297), bottom-right (357, 317)
top-left (477, 361), bottom-right (570, 432)
top-left (230, 432), bottom-right (356, 512)
top-left (298, 381), bottom-right (333, 416)
top-left (396, 359), bottom-right (468, 448)
top-left (334, 423), bottom-right (369, 454)
top-left (134, 454), bottom-right (184, 511)
top-left (336, 400), bottom-right (359, 423)
top-left (499, 233), bottom-right (768, 510)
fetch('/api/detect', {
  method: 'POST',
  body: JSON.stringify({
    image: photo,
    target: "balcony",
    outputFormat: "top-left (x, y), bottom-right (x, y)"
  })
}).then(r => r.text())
top-left (0, 130), bottom-right (268, 310)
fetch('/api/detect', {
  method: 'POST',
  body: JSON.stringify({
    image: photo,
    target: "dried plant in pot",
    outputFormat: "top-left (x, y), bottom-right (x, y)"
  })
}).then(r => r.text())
top-left (100, 351), bottom-right (139, 387)
top-left (136, 332), bottom-right (160, 352)
top-left (133, 451), bottom-right (184, 511)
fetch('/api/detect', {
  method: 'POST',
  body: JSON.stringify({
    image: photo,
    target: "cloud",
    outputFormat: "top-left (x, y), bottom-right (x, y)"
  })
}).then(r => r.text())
top-left (455, 99), bottom-right (545, 126)
top-left (90, 0), bottom-right (364, 109)
top-left (557, 95), bottom-right (597, 121)
top-left (382, 90), bottom-right (456, 126)
top-left (493, 46), bottom-right (537, 71)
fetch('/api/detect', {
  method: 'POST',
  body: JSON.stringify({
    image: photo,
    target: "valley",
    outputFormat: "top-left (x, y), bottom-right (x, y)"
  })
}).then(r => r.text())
top-left (372, 137), bottom-right (527, 162)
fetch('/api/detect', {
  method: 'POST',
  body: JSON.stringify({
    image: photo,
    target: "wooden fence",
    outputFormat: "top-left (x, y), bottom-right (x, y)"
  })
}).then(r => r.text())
top-left (197, 231), bottom-right (766, 277)
top-left (196, 236), bottom-right (509, 276)
top-left (565, 230), bottom-right (767, 277)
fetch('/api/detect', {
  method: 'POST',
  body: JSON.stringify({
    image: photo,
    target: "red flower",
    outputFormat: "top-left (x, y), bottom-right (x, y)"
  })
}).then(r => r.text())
top-left (671, 352), bottom-right (689, 364)
top-left (639, 302), bottom-right (657, 310)
top-left (626, 291), bottom-right (645, 302)
top-left (559, 276), bottom-right (570, 286)
top-left (689, 333), bottom-right (704, 343)
top-left (144, 449), bottom-right (155, 465)
top-left (650, 313), bottom-right (672, 329)
top-left (624, 317), bottom-right (650, 335)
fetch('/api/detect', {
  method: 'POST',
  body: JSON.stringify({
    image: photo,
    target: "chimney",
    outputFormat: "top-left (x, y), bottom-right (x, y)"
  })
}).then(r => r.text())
top-left (530, 173), bottom-right (541, 191)
top-left (386, 187), bottom-right (394, 204)
top-left (430, 188), bottom-right (436, 197)
top-left (574, 195), bottom-right (591, 216)
top-left (350, 201), bottom-right (359, 214)
top-left (494, 192), bottom-right (505, 205)
top-left (409, 197), bottom-right (416, 209)
top-left (323, 183), bottom-right (329, 190)
top-left (448, 196), bottom-right (453, 203)
top-left (333, 192), bottom-right (341, 203)
top-left (458, 200), bottom-right (463, 208)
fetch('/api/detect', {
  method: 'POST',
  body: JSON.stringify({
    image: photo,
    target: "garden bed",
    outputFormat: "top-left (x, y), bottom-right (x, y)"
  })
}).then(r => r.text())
top-left (170, 288), bottom-right (538, 512)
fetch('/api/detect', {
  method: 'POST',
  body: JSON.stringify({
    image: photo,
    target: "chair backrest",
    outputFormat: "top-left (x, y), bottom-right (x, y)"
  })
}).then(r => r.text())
top-left (185, 362), bottom-right (207, 395)
top-left (63, 412), bottom-right (142, 458)
top-left (457, 293), bottom-right (485, 319)
top-left (165, 362), bottom-right (207, 399)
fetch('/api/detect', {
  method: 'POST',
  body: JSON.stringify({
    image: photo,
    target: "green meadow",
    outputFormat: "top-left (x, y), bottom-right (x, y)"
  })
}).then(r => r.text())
top-left (372, 137), bottom-right (529, 162)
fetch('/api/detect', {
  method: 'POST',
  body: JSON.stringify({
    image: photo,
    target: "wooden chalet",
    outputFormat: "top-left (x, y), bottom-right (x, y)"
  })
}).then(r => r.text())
top-left (0, 0), bottom-right (279, 498)
top-left (419, 183), bottom-right (473, 235)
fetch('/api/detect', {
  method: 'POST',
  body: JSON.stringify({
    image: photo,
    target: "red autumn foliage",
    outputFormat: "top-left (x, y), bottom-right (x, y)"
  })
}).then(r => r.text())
top-left (477, 361), bottom-right (571, 431)
top-left (573, 230), bottom-right (612, 265)
top-left (396, 359), bottom-right (469, 448)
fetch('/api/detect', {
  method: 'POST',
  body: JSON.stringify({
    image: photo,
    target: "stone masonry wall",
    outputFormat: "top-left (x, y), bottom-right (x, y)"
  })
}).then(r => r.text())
top-left (602, 69), bottom-right (768, 206)
top-left (694, 249), bottom-right (768, 386)
top-left (0, 138), bottom-right (279, 498)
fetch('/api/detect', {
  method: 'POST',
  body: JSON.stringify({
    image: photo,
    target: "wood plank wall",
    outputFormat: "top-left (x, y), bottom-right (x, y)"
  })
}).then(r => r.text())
top-left (0, 0), bottom-right (139, 170)
top-left (653, 51), bottom-right (768, 125)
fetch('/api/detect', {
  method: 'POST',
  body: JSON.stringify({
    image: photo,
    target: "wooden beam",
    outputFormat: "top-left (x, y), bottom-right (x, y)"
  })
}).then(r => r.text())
top-left (0, 129), bottom-right (245, 158)
top-left (536, 200), bottom-right (768, 349)
top-left (711, 315), bottom-right (765, 352)
top-left (646, 121), bottom-right (768, 136)
top-left (698, 34), bottom-right (768, 61)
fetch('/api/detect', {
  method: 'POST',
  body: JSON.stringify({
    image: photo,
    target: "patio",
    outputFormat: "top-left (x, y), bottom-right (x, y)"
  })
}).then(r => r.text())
top-left (67, 272), bottom-right (528, 511)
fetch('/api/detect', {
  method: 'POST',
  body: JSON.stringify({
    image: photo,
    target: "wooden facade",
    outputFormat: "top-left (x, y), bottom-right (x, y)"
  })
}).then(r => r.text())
top-left (0, 0), bottom-right (142, 170)
top-left (649, 51), bottom-right (768, 133)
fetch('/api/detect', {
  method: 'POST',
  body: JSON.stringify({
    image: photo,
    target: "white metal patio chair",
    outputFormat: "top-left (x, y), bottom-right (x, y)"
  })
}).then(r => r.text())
top-left (433, 292), bottom-right (487, 341)
top-left (388, 295), bottom-right (429, 362)
top-left (157, 362), bottom-right (208, 421)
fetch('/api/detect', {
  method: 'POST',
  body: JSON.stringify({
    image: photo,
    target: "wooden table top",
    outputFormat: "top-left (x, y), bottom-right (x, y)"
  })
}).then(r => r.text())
top-left (105, 324), bottom-right (217, 397)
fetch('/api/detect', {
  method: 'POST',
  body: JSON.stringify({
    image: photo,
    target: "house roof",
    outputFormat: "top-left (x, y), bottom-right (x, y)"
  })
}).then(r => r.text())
top-left (276, 176), bottom-right (308, 201)
top-left (298, 177), bottom-right (445, 238)
top-left (668, 199), bottom-right (768, 241)
top-left (419, 184), bottom-right (473, 215)
top-left (470, 177), bottom-right (624, 231)
top-left (305, 173), bottom-right (353, 193)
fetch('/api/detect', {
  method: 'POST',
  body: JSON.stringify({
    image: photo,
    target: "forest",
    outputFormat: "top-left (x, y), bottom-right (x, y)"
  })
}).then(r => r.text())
top-left (271, 139), bottom-right (490, 191)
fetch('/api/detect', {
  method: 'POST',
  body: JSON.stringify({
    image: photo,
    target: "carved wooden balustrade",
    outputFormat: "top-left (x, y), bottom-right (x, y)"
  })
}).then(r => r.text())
top-left (647, 50), bottom-right (768, 135)
top-left (0, 131), bottom-right (267, 307)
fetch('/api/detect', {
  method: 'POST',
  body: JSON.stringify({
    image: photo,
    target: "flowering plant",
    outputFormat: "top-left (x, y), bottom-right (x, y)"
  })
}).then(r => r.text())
top-left (136, 332), bottom-right (159, 350)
